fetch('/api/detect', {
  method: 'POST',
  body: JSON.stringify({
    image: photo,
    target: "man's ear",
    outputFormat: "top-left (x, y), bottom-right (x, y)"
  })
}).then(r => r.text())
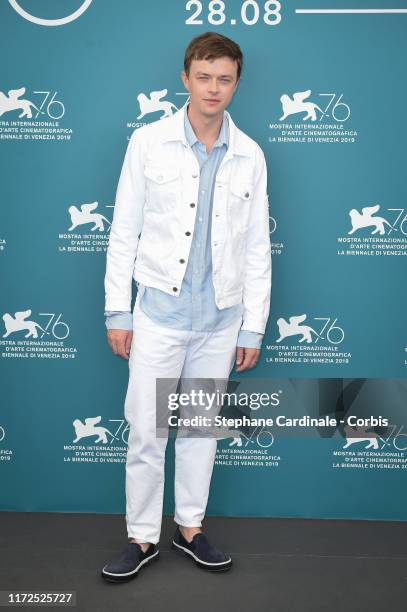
top-left (181, 70), bottom-right (189, 89)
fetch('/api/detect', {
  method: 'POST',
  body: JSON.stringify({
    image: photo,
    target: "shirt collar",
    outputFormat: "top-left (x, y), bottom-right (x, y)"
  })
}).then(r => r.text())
top-left (184, 103), bottom-right (229, 149)
top-left (159, 99), bottom-right (251, 158)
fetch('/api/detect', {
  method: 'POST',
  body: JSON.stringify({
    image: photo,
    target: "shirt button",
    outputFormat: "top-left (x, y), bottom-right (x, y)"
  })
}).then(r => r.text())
top-left (192, 173), bottom-right (198, 178)
top-left (190, 203), bottom-right (195, 208)
top-left (198, 217), bottom-right (202, 222)
top-left (185, 231), bottom-right (191, 236)
top-left (179, 259), bottom-right (185, 264)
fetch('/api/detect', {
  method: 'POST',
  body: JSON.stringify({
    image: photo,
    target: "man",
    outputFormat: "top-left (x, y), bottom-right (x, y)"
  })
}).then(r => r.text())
top-left (101, 31), bottom-right (271, 581)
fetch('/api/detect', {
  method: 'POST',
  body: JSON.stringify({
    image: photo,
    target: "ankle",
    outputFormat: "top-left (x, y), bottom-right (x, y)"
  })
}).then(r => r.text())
top-left (179, 525), bottom-right (202, 543)
top-left (130, 538), bottom-right (150, 553)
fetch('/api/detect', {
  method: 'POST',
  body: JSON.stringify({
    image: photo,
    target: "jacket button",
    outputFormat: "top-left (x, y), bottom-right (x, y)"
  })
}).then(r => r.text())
top-left (185, 231), bottom-right (191, 236)
top-left (172, 287), bottom-right (178, 292)
top-left (245, 192), bottom-right (250, 198)
top-left (190, 203), bottom-right (195, 207)
top-left (179, 259), bottom-right (185, 264)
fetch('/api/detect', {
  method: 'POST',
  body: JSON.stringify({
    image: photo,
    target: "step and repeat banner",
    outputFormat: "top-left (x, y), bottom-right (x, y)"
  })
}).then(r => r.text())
top-left (1, 0), bottom-right (407, 520)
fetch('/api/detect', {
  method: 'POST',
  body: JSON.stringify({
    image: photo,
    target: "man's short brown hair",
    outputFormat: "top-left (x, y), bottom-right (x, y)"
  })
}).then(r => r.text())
top-left (184, 31), bottom-right (243, 80)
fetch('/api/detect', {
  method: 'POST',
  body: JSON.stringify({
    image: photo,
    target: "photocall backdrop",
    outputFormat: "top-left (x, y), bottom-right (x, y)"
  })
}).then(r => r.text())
top-left (1, 0), bottom-right (407, 521)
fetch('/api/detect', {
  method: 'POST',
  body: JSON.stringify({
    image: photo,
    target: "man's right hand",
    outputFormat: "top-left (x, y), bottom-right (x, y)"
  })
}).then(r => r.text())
top-left (107, 329), bottom-right (133, 360)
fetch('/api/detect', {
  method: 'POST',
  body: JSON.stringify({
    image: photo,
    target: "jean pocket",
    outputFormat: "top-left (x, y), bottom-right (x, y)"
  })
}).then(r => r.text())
top-left (144, 164), bottom-right (180, 211)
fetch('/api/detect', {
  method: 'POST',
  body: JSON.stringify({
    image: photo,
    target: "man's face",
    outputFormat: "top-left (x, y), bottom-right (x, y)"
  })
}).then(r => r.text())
top-left (181, 56), bottom-right (239, 118)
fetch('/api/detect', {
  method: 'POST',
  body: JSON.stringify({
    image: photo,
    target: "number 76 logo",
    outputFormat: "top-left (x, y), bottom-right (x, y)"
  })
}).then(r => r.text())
top-left (276, 315), bottom-right (345, 345)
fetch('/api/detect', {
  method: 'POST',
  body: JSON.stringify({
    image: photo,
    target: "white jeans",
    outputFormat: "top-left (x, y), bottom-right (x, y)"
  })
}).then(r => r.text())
top-left (123, 296), bottom-right (242, 544)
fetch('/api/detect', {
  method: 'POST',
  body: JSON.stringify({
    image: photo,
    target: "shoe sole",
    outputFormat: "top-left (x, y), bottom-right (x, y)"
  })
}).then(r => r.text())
top-left (171, 541), bottom-right (232, 572)
top-left (101, 550), bottom-right (160, 583)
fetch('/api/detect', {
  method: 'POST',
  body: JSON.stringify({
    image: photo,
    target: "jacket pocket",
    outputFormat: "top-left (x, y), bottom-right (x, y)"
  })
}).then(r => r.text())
top-left (143, 164), bottom-right (180, 212)
top-left (229, 180), bottom-right (253, 232)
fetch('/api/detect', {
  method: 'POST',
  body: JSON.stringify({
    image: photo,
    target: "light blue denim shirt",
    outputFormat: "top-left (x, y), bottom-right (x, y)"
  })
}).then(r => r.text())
top-left (105, 105), bottom-right (263, 349)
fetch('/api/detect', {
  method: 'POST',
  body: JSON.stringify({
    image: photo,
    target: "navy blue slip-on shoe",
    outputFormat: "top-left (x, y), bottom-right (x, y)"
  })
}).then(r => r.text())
top-left (172, 526), bottom-right (232, 571)
top-left (101, 540), bottom-right (159, 583)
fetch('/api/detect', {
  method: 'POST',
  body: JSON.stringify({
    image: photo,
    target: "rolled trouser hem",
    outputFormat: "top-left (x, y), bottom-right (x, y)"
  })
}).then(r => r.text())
top-left (126, 528), bottom-right (160, 545)
top-left (173, 516), bottom-right (203, 528)
top-left (127, 535), bottom-right (148, 543)
top-left (127, 534), bottom-right (159, 545)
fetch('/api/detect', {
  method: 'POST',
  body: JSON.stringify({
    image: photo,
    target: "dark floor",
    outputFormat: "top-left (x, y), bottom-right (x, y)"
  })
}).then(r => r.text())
top-left (1, 512), bottom-right (406, 611)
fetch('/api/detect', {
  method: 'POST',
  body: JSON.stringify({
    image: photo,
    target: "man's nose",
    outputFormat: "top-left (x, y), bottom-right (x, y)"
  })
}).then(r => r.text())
top-left (208, 78), bottom-right (219, 92)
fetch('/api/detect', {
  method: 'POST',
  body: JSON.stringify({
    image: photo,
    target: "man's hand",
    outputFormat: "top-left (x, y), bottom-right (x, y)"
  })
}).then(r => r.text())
top-left (107, 329), bottom-right (133, 360)
top-left (235, 347), bottom-right (260, 372)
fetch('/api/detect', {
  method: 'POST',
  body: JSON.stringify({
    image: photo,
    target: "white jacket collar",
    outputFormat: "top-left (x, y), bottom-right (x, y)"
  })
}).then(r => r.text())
top-left (160, 98), bottom-right (251, 157)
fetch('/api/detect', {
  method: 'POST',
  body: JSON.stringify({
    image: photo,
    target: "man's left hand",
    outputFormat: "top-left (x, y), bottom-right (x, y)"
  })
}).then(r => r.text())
top-left (235, 347), bottom-right (260, 372)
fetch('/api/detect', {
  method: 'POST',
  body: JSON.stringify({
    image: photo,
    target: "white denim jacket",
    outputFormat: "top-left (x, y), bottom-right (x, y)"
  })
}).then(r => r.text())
top-left (104, 100), bottom-right (272, 335)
